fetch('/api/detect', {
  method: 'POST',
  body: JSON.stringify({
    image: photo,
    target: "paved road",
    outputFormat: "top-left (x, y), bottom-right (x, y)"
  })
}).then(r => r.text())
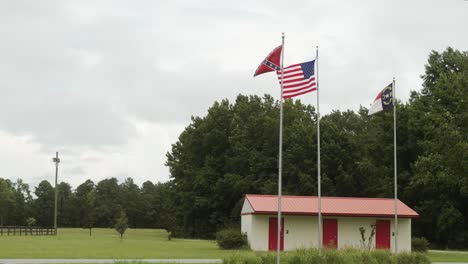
top-left (0, 260), bottom-right (222, 264)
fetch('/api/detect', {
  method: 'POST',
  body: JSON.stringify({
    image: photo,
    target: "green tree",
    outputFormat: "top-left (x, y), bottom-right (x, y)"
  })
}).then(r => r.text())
top-left (0, 178), bottom-right (15, 226)
top-left (75, 179), bottom-right (96, 231)
top-left (406, 47), bottom-right (468, 248)
top-left (11, 179), bottom-right (33, 225)
top-left (140, 181), bottom-right (157, 228)
top-left (139, 181), bottom-right (175, 229)
top-left (119, 178), bottom-right (142, 228)
top-left (114, 210), bottom-right (128, 240)
top-left (95, 178), bottom-right (121, 227)
top-left (33, 180), bottom-right (54, 227)
top-left (57, 182), bottom-right (74, 227)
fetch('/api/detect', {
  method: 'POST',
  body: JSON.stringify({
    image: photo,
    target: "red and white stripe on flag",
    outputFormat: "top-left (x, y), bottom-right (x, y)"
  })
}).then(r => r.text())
top-left (368, 91), bottom-right (384, 115)
top-left (276, 60), bottom-right (317, 99)
top-left (368, 83), bottom-right (394, 115)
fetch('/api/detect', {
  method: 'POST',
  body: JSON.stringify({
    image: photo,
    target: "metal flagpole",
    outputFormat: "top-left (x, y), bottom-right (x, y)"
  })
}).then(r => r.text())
top-left (276, 32), bottom-right (285, 264)
top-left (53, 152), bottom-right (60, 235)
top-left (393, 77), bottom-right (398, 253)
top-left (316, 46), bottom-right (322, 250)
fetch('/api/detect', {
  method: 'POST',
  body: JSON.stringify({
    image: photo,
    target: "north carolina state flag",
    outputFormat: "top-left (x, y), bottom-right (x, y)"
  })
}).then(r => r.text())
top-left (254, 45), bottom-right (282, 77)
top-left (368, 83), bottom-right (394, 115)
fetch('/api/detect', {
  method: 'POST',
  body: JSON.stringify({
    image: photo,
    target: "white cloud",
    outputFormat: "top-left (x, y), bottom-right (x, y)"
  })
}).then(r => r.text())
top-left (0, 131), bottom-right (52, 188)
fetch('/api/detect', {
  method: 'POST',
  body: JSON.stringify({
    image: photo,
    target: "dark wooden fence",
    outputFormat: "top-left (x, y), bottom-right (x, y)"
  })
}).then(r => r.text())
top-left (0, 226), bottom-right (56, 236)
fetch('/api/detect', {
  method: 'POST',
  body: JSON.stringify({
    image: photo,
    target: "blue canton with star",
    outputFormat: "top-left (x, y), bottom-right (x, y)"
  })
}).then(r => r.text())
top-left (381, 83), bottom-right (394, 110)
top-left (300, 60), bottom-right (315, 79)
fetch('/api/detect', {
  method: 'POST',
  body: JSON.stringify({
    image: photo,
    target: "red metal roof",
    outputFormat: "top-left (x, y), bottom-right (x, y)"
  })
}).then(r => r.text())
top-left (244, 194), bottom-right (419, 218)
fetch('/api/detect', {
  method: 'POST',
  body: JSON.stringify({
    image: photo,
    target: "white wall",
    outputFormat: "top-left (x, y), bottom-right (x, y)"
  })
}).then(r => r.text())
top-left (241, 214), bottom-right (270, 251)
top-left (242, 214), bottom-right (319, 251)
top-left (241, 214), bottom-right (252, 240)
top-left (391, 218), bottom-right (412, 253)
top-left (241, 199), bottom-right (253, 214)
top-left (335, 216), bottom-right (376, 249)
top-left (334, 216), bottom-right (411, 252)
top-left (242, 214), bottom-right (412, 252)
top-left (283, 215), bottom-right (318, 250)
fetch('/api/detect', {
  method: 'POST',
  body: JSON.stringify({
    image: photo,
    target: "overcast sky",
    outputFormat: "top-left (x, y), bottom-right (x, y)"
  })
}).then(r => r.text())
top-left (1, 0), bottom-right (467, 189)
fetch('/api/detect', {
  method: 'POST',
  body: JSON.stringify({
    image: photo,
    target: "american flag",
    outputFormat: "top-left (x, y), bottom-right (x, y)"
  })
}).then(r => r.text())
top-left (276, 60), bottom-right (317, 98)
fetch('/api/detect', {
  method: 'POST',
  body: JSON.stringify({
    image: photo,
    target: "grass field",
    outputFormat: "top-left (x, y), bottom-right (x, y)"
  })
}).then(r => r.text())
top-left (1, 228), bottom-right (468, 262)
top-left (0, 228), bottom-right (238, 259)
top-left (428, 250), bottom-right (468, 262)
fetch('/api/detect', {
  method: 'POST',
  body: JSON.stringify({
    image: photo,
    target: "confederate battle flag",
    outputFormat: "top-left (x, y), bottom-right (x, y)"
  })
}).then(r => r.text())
top-left (253, 45), bottom-right (282, 77)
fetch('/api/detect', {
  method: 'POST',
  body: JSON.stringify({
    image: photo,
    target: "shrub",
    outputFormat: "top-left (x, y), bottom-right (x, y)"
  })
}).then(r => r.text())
top-left (284, 248), bottom-right (323, 264)
top-left (323, 249), bottom-right (347, 264)
top-left (223, 248), bottom-right (430, 264)
top-left (260, 253), bottom-right (277, 264)
top-left (412, 237), bottom-right (429, 252)
top-left (412, 253), bottom-right (431, 264)
top-left (223, 253), bottom-right (260, 264)
top-left (395, 252), bottom-right (430, 264)
top-left (359, 251), bottom-right (379, 264)
top-left (395, 252), bottom-right (413, 264)
top-left (26, 217), bottom-right (36, 226)
top-left (216, 227), bottom-right (248, 249)
top-left (370, 250), bottom-right (395, 264)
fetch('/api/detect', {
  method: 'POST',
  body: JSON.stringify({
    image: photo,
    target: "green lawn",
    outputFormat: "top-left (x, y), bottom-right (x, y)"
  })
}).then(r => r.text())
top-left (2, 228), bottom-right (467, 262)
top-left (0, 228), bottom-right (240, 259)
top-left (428, 250), bottom-right (468, 262)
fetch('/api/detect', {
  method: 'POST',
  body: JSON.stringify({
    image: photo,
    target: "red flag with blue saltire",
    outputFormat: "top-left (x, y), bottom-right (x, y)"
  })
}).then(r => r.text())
top-left (254, 45), bottom-right (282, 77)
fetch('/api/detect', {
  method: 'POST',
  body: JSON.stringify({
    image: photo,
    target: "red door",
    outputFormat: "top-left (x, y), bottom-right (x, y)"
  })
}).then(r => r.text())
top-left (376, 220), bottom-right (391, 249)
top-left (268, 217), bottom-right (284, 251)
top-left (323, 219), bottom-right (338, 248)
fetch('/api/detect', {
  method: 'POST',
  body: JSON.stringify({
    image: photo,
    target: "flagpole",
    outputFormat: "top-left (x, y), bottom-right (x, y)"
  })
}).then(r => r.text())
top-left (276, 32), bottom-right (285, 264)
top-left (393, 77), bottom-right (398, 253)
top-left (316, 46), bottom-right (322, 250)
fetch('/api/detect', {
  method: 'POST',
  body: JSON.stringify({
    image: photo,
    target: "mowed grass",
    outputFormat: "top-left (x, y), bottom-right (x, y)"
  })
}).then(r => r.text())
top-left (2, 228), bottom-right (467, 261)
top-left (428, 250), bottom-right (468, 262)
top-left (0, 228), bottom-right (241, 259)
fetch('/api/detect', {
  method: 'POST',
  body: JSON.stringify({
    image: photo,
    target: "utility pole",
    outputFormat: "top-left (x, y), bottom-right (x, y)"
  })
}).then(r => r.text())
top-left (52, 152), bottom-right (60, 235)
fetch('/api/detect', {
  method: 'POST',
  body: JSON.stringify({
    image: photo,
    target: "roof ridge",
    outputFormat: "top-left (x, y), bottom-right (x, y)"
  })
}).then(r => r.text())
top-left (246, 194), bottom-right (403, 201)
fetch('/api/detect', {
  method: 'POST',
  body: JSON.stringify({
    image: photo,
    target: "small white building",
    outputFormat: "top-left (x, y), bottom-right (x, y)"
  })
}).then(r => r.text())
top-left (241, 194), bottom-right (418, 252)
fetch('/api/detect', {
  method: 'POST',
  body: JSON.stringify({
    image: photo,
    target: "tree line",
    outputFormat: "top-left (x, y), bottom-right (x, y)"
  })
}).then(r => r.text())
top-left (0, 177), bottom-right (174, 231)
top-left (0, 47), bottom-right (466, 248)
